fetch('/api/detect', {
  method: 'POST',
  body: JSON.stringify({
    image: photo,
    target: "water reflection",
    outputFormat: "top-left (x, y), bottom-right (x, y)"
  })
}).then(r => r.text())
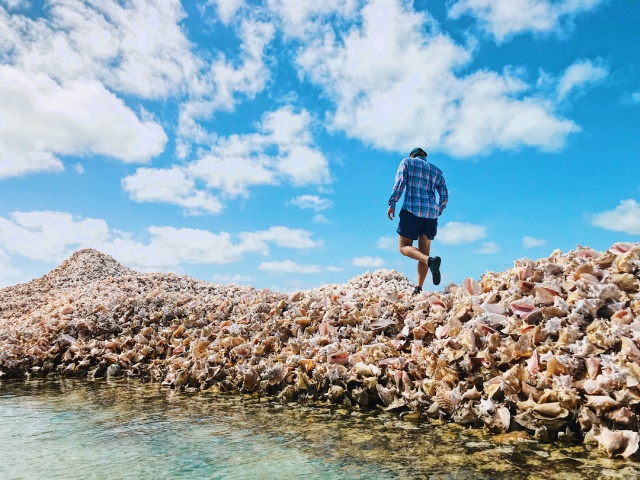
top-left (0, 380), bottom-right (637, 479)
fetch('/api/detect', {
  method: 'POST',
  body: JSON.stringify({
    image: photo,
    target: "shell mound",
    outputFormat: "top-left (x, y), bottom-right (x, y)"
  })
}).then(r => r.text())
top-left (1, 243), bottom-right (640, 459)
top-left (0, 249), bottom-right (138, 322)
top-left (42, 249), bottom-right (137, 288)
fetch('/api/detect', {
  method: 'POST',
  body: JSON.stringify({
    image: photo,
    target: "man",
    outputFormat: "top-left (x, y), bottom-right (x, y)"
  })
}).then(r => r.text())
top-left (387, 147), bottom-right (448, 294)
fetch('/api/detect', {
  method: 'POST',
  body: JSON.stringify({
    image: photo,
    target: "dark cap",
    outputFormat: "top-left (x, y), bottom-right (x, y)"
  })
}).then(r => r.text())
top-left (409, 147), bottom-right (427, 158)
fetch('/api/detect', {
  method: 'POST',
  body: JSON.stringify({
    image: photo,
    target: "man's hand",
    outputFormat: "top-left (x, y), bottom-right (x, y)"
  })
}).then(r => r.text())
top-left (387, 206), bottom-right (395, 220)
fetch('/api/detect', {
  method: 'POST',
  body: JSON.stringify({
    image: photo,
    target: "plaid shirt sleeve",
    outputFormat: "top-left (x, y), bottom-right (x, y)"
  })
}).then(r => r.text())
top-left (437, 175), bottom-right (448, 215)
top-left (388, 159), bottom-right (407, 208)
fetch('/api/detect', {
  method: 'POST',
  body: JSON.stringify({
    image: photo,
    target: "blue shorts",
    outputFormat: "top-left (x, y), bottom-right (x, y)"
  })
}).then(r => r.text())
top-left (397, 210), bottom-right (438, 241)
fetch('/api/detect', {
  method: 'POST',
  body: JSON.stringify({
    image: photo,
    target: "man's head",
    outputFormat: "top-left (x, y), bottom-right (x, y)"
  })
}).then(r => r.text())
top-left (409, 147), bottom-right (427, 158)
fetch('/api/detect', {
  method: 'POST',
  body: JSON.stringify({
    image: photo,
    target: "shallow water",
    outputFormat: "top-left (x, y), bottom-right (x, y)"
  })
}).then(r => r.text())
top-left (0, 380), bottom-right (637, 480)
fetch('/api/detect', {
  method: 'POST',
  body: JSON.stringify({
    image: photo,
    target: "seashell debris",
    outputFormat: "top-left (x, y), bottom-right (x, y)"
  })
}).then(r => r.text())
top-left (1, 245), bottom-right (640, 459)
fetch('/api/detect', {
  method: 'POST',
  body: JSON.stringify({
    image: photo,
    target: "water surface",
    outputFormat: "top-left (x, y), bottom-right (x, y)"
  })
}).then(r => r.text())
top-left (0, 379), bottom-right (637, 479)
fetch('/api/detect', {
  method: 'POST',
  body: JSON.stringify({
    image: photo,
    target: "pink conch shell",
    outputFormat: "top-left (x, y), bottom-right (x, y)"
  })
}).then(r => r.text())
top-left (435, 325), bottom-right (448, 339)
top-left (594, 427), bottom-right (640, 458)
top-left (611, 309), bottom-right (633, 325)
top-left (577, 248), bottom-right (600, 259)
top-left (609, 242), bottom-right (635, 255)
top-left (463, 278), bottom-right (482, 296)
top-left (481, 302), bottom-right (505, 315)
top-left (328, 351), bottom-right (350, 365)
top-left (539, 282), bottom-right (562, 296)
top-left (510, 298), bottom-right (538, 317)
top-left (526, 349), bottom-right (539, 375)
top-left (585, 356), bottom-right (600, 380)
top-left (620, 337), bottom-right (640, 357)
top-left (585, 395), bottom-right (619, 413)
top-left (428, 296), bottom-right (447, 311)
top-left (319, 322), bottom-right (336, 336)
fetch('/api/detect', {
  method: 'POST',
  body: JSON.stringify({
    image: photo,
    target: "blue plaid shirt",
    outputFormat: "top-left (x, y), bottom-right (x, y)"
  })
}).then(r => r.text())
top-left (388, 156), bottom-right (448, 219)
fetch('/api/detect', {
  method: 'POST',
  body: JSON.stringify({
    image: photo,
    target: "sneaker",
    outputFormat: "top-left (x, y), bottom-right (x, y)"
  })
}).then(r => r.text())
top-left (428, 256), bottom-right (441, 286)
top-left (412, 286), bottom-right (422, 295)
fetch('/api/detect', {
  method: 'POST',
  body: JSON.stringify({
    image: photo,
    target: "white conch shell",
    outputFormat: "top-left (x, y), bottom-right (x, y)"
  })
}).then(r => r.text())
top-left (594, 427), bottom-right (640, 458)
top-left (462, 277), bottom-right (482, 296)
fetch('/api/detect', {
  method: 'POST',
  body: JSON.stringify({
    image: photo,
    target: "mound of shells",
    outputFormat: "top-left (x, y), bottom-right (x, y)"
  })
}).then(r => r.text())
top-left (1, 245), bottom-right (640, 458)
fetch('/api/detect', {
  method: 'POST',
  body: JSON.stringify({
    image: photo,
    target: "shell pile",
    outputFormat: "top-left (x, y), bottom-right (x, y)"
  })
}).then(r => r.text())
top-left (1, 244), bottom-right (640, 459)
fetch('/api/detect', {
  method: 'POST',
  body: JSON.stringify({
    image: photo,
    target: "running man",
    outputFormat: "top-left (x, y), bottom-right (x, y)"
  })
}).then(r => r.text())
top-left (387, 147), bottom-right (448, 294)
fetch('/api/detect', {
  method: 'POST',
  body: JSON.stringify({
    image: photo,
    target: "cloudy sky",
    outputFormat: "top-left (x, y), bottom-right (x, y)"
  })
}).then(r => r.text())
top-left (0, 0), bottom-right (638, 291)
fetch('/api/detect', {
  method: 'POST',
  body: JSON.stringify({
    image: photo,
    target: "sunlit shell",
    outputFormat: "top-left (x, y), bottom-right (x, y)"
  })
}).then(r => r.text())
top-left (510, 298), bottom-right (538, 317)
top-left (462, 278), bottom-right (482, 296)
top-left (594, 427), bottom-right (640, 458)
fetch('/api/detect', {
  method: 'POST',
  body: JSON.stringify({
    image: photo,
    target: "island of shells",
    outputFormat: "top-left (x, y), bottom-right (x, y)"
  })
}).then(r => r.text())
top-left (1, 244), bottom-right (639, 459)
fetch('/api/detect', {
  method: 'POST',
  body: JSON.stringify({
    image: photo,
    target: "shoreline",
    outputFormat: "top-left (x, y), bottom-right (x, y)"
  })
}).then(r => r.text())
top-left (1, 245), bottom-right (639, 459)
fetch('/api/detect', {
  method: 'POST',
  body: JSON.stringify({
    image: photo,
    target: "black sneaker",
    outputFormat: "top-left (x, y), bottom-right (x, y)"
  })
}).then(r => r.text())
top-left (412, 286), bottom-right (422, 295)
top-left (428, 256), bottom-right (441, 286)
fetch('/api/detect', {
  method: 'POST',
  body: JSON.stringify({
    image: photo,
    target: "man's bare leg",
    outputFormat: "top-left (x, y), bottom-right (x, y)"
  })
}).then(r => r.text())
top-left (417, 235), bottom-right (431, 288)
top-left (398, 235), bottom-right (431, 287)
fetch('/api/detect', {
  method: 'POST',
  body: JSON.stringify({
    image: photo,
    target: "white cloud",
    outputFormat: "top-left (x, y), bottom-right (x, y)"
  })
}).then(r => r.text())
top-left (206, 0), bottom-right (244, 24)
top-left (1, 0), bottom-right (25, 10)
top-left (266, 0), bottom-right (358, 38)
top-left (124, 107), bottom-right (331, 213)
top-left (448, 0), bottom-right (604, 41)
top-left (122, 167), bottom-right (223, 215)
top-left (591, 199), bottom-right (640, 235)
top-left (3, 0), bottom-right (202, 99)
top-left (376, 235), bottom-right (396, 251)
top-left (0, 211), bottom-right (111, 262)
top-left (239, 226), bottom-right (322, 253)
top-left (0, 66), bottom-right (167, 179)
top-left (632, 91), bottom-right (640, 104)
top-left (73, 163), bottom-right (84, 174)
top-left (438, 221), bottom-right (487, 244)
top-left (477, 241), bottom-right (499, 254)
top-left (296, 0), bottom-right (578, 158)
top-left (178, 18), bottom-right (275, 140)
top-left (312, 214), bottom-right (329, 224)
top-left (0, 210), bottom-right (323, 271)
top-left (523, 236), bottom-right (546, 248)
top-left (289, 195), bottom-right (333, 211)
top-left (211, 273), bottom-right (254, 285)
top-left (259, 260), bottom-right (323, 274)
top-left (557, 59), bottom-right (608, 100)
top-left (0, 247), bottom-right (23, 288)
top-left (352, 256), bottom-right (384, 268)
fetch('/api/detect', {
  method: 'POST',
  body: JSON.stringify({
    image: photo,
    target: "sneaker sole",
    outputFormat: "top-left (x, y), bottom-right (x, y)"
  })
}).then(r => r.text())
top-left (430, 256), bottom-right (441, 286)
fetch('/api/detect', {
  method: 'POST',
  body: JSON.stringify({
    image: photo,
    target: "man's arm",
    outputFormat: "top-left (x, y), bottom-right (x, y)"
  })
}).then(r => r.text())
top-left (437, 175), bottom-right (448, 215)
top-left (387, 160), bottom-right (407, 220)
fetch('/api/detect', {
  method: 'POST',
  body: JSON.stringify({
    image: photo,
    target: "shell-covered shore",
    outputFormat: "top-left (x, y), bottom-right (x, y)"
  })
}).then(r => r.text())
top-left (1, 245), bottom-right (640, 458)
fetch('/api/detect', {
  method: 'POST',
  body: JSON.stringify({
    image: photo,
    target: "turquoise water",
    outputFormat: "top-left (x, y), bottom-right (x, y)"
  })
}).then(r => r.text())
top-left (0, 380), bottom-right (638, 479)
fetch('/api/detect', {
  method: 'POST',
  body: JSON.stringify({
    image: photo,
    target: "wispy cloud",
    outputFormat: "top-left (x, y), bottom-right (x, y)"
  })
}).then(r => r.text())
top-left (205, 0), bottom-right (245, 24)
top-left (557, 59), bottom-right (608, 100)
top-left (352, 256), bottom-right (384, 268)
top-left (477, 241), bottom-right (499, 254)
top-left (523, 236), bottom-right (546, 248)
top-left (123, 107), bottom-right (330, 214)
top-left (289, 194), bottom-right (333, 211)
top-left (591, 199), bottom-right (640, 235)
top-left (376, 236), bottom-right (396, 251)
top-left (211, 273), bottom-right (255, 285)
top-left (448, 0), bottom-right (604, 42)
top-left (438, 222), bottom-right (487, 244)
top-left (259, 260), bottom-right (323, 274)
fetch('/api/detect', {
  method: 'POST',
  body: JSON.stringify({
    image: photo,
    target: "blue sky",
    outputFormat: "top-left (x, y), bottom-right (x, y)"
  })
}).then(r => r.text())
top-left (0, 0), bottom-right (638, 291)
